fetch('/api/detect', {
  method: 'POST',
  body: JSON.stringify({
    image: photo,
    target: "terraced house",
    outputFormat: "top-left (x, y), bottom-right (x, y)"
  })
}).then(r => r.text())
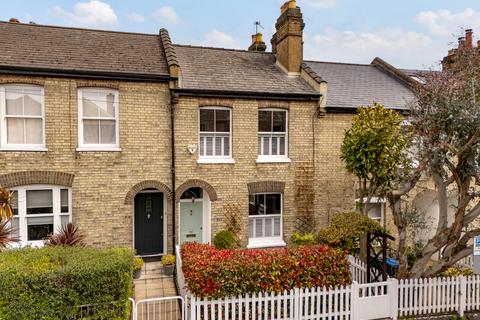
top-left (0, 0), bottom-right (415, 256)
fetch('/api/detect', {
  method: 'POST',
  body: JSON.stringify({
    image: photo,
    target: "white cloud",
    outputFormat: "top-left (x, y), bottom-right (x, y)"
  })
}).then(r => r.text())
top-left (304, 27), bottom-right (441, 69)
top-left (416, 8), bottom-right (480, 36)
top-left (153, 6), bottom-right (178, 24)
top-left (302, 0), bottom-right (337, 9)
top-left (51, 0), bottom-right (118, 28)
top-left (126, 12), bottom-right (144, 23)
top-left (196, 30), bottom-right (241, 49)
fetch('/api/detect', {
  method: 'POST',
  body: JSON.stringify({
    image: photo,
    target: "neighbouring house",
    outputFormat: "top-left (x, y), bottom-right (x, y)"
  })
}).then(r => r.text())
top-left (0, 0), bottom-right (418, 255)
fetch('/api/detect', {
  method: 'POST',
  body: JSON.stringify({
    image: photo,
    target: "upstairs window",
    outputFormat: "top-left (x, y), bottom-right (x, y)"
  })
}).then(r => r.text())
top-left (199, 107), bottom-right (231, 160)
top-left (258, 109), bottom-right (288, 160)
top-left (78, 88), bottom-right (119, 150)
top-left (0, 85), bottom-right (45, 150)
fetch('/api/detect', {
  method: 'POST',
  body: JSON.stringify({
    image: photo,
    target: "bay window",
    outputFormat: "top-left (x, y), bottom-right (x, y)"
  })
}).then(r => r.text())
top-left (199, 107), bottom-right (232, 162)
top-left (0, 85), bottom-right (45, 150)
top-left (9, 185), bottom-right (72, 247)
top-left (248, 193), bottom-right (285, 248)
top-left (258, 109), bottom-right (288, 162)
top-left (78, 88), bottom-right (119, 150)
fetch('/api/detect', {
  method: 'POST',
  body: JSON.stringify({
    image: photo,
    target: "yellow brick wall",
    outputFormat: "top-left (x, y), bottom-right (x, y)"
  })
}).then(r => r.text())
top-left (174, 97), bottom-right (318, 246)
top-left (0, 75), bottom-right (174, 252)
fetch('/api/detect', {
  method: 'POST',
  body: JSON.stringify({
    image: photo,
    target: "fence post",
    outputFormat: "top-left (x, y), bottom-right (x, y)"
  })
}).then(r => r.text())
top-left (189, 295), bottom-right (196, 320)
top-left (458, 276), bottom-right (466, 317)
top-left (388, 278), bottom-right (399, 320)
top-left (294, 288), bottom-right (301, 320)
top-left (128, 298), bottom-right (136, 320)
top-left (350, 282), bottom-right (359, 320)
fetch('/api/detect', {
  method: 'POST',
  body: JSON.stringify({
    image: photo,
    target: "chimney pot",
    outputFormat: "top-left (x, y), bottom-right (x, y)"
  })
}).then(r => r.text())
top-left (248, 32), bottom-right (267, 52)
top-left (465, 29), bottom-right (473, 49)
top-left (458, 36), bottom-right (466, 49)
top-left (9, 18), bottom-right (20, 23)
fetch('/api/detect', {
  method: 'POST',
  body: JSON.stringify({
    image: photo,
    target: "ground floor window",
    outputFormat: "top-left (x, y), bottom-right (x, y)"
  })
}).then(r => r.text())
top-left (9, 185), bottom-right (72, 247)
top-left (357, 197), bottom-right (386, 226)
top-left (248, 193), bottom-right (285, 248)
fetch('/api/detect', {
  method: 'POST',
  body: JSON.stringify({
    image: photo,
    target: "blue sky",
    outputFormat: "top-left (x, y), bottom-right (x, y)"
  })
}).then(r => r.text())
top-left (2, 0), bottom-right (480, 69)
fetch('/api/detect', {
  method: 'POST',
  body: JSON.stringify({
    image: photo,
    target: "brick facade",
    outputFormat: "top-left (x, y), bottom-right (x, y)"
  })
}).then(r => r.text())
top-left (174, 96), bottom-right (319, 246)
top-left (0, 74), bottom-right (174, 252)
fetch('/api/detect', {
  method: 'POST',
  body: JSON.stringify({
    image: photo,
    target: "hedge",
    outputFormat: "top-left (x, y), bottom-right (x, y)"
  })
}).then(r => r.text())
top-left (181, 243), bottom-right (351, 299)
top-left (0, 246), bottom-right (135, 320)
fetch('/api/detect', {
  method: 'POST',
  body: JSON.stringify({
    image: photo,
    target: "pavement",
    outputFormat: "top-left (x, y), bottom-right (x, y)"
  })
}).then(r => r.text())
top-left (133, 261), bottom-right (182, 320)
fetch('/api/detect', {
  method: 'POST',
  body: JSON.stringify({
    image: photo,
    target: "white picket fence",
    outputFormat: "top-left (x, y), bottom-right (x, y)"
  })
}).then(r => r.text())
top-left (174, 247), bottom-right (480, 320)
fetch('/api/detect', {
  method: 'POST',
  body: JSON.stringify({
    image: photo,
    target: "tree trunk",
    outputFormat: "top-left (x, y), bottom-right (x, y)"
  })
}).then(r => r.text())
top-left (389, 194), bottom-right (409, 278)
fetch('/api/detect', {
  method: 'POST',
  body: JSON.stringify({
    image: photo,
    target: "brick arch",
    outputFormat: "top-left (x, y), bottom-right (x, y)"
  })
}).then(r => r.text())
top-left (0, 80), bottom-right (45, 86)
top-left (0, 171), bottom-right (74, 188)
top-left (247, 181), bottom-right (286, 194)
top-left (124, 180), bottom-right (173, 205)
top-left (176, 179), bottom-right (218, 202)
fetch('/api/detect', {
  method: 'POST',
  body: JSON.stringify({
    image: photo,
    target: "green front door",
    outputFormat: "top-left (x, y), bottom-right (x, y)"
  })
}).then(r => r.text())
top-left (180, 201), bottom-right (203, 244)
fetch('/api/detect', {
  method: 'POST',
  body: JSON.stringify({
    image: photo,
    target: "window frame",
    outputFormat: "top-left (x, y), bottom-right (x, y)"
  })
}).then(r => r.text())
top-left (0, 84), bottom-right (46, 151)
top-left (77, 88), bottom-right (120, 151)
top-left (198, 106), bottom-right (233, 163)
top-left (257, 108), bottom-right (289, 163)
top-left (9, 185), bottom-right (72, 247)
top-left (247, 192), bottom-right (286, 248)
top-left (356, 197), bottom-right (386, 226)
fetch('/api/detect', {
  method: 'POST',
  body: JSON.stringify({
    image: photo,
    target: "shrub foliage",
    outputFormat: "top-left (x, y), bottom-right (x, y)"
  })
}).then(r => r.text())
top-left (317, 211), bottom-right (383, 253)
top-left (181, 243), bottom-right (350, 299)
top-left (0, 246), bottom-right (134, 320)
top-left (213, 229), bottom-right (236, 249)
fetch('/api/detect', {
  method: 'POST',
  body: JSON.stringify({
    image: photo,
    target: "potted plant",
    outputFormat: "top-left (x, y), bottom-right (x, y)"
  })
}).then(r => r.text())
top-left (133, 257), bottom-right (144, 279)
top-left (161, 254), bottom-right (175, 276)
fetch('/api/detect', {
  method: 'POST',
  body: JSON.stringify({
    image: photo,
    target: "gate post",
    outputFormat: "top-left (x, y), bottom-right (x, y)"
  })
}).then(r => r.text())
top-left (388, 278), bottom-right (399, 320)
top-left (458, 276), bottom-right (466, 317)
top-left (189, 295), bottom-right (196, 320)
top-left (350, 282), bottom-right (359, 320)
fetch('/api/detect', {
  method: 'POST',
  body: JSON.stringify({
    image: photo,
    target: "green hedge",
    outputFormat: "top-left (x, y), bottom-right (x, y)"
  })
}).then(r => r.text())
top-left (0, 246), bottom-right (134, 320)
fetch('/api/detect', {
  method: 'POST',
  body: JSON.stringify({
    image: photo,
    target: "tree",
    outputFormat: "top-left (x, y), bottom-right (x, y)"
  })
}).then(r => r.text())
top-left (391, 46), bottom-right (480, 278)
top-left (341, 104), bottom-right (408, 214)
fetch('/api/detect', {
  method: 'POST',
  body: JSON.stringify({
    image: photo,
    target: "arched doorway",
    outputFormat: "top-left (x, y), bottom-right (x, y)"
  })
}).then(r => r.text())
top-left (178, 187), bottom-right (211, 244)
top-left (134, 190), bottom-right (165, 256)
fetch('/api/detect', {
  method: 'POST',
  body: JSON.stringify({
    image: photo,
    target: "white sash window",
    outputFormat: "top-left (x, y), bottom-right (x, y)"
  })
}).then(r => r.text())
top-left (258, 109), bottom-right (288, 162)
top-left (0, 85), bottom-right (46, 151)
top-left (199, 107), bottom-right (232, 162)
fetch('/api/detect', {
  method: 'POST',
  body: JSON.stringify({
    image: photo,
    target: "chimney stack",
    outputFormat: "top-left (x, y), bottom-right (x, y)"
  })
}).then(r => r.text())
top-left (248, 33), bottom-right (267, 52)
top-left (9, 18), bottom-right (20, 23)
top-left (458, 37), bottom-right (466, 50)
top-left (271, 0), bottom-right (304, 75)
top-left (465, 29), bottom-right (473, 49)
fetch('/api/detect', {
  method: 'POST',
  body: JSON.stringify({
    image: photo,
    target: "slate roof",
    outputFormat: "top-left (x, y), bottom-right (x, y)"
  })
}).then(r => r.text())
top-left (174, 45), bottom-right (319, 97)
top-left (0, 21), bottom-right (170, 79)
top-left (304, 61), bottom-right (415, 110)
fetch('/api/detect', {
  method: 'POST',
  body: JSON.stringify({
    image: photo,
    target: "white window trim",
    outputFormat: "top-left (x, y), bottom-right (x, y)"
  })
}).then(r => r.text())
top-left (0, 85), bottom-right (47, 151)
top-left (198, 106), bottom-right (233, 161)
top-left (257, 108), bottom-right (289, 162)
top-left (8, 185), bottom-right (72, 248)
top-left (77, 88), bottom-right (120, 151)
top-left (247, 192), bottom-right (285, 248)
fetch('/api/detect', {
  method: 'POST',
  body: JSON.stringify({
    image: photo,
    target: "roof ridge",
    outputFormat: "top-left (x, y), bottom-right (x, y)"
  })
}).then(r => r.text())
top-left (173, 43), bottom-right (273, 54)
top-left (303, 59), bottom-right (373, 67)
top-left (0, 20), bottom-right (158, 37)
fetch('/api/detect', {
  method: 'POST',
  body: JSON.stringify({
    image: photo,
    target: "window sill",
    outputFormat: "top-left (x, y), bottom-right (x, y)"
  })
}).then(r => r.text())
top-left (247, 239), bottom-right (286, 249)
top-left (0, 147), bottom-right (48, 152)
top-left (197, 158), bottom-right (235, 164)
top-left (256, 157), bottom-right (291, 163)
top-left (76, 147), bottom-right (122, 152)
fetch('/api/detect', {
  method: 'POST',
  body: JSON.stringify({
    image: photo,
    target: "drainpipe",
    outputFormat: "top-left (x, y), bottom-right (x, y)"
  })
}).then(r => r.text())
top-left (170, 93), bottom-right (178, 254)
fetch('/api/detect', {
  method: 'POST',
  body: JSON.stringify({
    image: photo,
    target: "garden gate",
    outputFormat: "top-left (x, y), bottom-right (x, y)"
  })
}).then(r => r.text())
top-left (131, 296), bottom-right (185, 320)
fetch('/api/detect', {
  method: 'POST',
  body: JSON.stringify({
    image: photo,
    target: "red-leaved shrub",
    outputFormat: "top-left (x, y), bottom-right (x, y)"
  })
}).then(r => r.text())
top-left (181, 243), bottom-right (351, 299)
